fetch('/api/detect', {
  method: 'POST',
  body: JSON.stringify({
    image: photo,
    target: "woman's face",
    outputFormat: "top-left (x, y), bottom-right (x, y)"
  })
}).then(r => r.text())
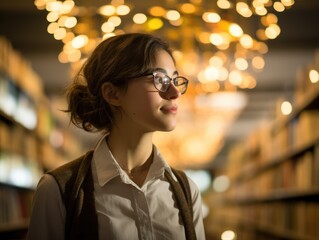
top-left (117, 49), bottom-right (181, 133)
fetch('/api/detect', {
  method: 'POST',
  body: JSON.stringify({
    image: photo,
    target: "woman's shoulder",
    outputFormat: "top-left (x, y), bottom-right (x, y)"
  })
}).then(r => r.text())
top-left (34, 174), bottom-right (63, 201)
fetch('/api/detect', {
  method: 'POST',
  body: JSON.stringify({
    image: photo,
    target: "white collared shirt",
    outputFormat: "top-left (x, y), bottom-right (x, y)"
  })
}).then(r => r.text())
top-left (27, 135), bottom-right (206, 240)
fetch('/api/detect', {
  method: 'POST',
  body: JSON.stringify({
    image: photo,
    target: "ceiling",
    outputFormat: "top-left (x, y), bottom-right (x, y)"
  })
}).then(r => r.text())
top-left (1, 0), bottom-right (319, 170)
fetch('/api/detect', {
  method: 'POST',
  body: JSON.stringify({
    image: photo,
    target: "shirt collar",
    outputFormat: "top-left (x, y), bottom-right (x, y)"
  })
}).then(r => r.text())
top-left (93, 135), bottom-right (175, 187)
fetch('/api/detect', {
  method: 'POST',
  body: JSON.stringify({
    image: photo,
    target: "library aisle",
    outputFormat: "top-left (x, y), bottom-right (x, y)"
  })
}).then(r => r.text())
top-left (204, 62), bottom-right (319, 239)
top-left (1, 1), bottom-right (319, 240)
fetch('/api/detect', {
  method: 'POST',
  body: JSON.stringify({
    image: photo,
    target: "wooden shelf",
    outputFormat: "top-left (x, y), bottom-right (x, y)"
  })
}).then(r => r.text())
top-left (0, 221), bottom-right (28, 240)
top-left (256, 223), bottom-right (318, 240)
top-left (206, 218), bottom-right (318, 240)
top-left (234, 136), bottom-right (319, 183)
top-left (0, 221), bottom-right (28, 233)
top-left (226, 188), bottom-right (319, 205)
top-left (0, 109), bottom-right (16, 126)
top-left (0, 182), bottom-right (35, 192)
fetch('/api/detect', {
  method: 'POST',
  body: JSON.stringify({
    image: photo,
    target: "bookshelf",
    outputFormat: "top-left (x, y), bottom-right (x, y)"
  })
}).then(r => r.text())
top-left (0, 37), bottom-right (85, 238)
top-left (204, 57), bottom-right (319, 240)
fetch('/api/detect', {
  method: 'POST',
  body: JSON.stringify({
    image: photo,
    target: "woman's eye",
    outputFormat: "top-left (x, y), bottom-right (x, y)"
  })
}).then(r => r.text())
top-left (155, 77), bottom-right (163, 83)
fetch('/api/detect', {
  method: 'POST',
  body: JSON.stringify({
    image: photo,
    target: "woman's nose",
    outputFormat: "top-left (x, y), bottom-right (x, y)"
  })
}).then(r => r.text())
top-left (160, 83), bottom-right (181, 99)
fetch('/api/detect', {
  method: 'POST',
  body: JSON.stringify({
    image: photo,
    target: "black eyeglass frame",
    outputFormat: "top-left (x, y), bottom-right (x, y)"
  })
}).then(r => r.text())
top-left (135, 71), bottom-right (189, 95)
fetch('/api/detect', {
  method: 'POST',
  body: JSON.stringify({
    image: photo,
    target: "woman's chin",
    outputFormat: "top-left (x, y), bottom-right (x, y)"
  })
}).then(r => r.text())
top-left (161, 123), bottom-right (177, 132)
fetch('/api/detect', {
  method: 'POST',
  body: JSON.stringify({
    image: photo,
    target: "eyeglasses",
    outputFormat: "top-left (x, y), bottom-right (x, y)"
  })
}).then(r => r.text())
top-left (144, 71), bottom-right (189, 95)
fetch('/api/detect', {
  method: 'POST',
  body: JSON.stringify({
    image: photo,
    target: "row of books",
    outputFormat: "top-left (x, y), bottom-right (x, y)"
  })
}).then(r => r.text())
top-left (0, 151), bottom-right (42, 189)
top-left (226, 96), bottom-right (319, 182)
top-left (0, 115), bottom-right (84, 175)
top-left (0, 186), bottom-right (33, 226)
top-left (0, 121), bottom-right (38, 159)
top-left (0, 36), bottom-right (67, 144)
top-left (0, 36), bottom-right (43, 101)
top-left (227, 146), bottom-right (319, 199)
top-left (0, 73), bottom-right (37, 130)
top-left (271, 109), bottom-right (319, 158)
top-left (240, 201), bottom-right (319, 239)
top-left (226, 61), bottom-right (319, 178)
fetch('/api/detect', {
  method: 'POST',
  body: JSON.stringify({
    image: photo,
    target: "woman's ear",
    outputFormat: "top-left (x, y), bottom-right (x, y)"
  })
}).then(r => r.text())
top-left (101, 82), bottom-right (121, 106)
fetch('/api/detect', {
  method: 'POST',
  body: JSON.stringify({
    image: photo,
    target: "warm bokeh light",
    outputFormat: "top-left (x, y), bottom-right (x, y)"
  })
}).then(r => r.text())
top-left (281, 101), bottom-right (293, 115)
top-left (210, 33), bottom-right (224, 46)
top-left (202, 12), bottom-right (221, 23)
top-left (212, 175), bottom-right (230, 192)
top-left (229, 70), bottom-right (243, 85)
top-left (265, 24), bottom-right (281, 39)
top-left (252, 56), bottom-right (265, 70)
top-left (185, 170), bottom-right (212, 193)
top-left (116, 5), bottom-right (130, 15)
top-left (221, 230), bottom-right (237, 240)
top-left (209, 56), bottom-right (224, 68)
top-left (133, 13), bottom-right (147, 24)
top-left (64, 16), bottom-right (77, 28)
top-left (149, 6), bottom-right (166, 17)
top-left (53, 27), bottom-right (66, 40)
top-left (236, 2), bottom-right (253, 17)
top-left (71, 35), bottom-right (88, 49)
top-left (180, 3), bottom-right (196, 14)
top-left (166, 10), bottom-right (180, 21)
top-left (109, 16), bottom-right (122, 27)
top-left (147, 18), bottom-right (163, 30)
top-left (309, 69), bottom-right (319, 83)
top-left (229, 23), bottom-right (243, 37)
top-left (101, 21), bottom-right (115, 33)
top-left (235, 58), bottom-right (248, 70)
top-left (47, 22), bottom-right (59, 34)
top-left (274, 2), bottom-right (285, 12)
top-left (217, 0), bottom-right (232, 9)
top-left (99, 5), bottom-right (116, 16)
top-left (47, 11), bottom-right (59, 22)
top-left (240, 34), bottom-right (253, 48)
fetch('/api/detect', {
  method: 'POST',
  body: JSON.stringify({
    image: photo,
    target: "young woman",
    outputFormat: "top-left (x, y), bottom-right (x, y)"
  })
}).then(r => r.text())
top-left (27, 33), bottom-right (205, 240)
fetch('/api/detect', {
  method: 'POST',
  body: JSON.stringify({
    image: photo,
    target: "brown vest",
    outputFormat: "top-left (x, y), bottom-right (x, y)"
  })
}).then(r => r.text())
top-left (48, 150), bottom-right (196, 240)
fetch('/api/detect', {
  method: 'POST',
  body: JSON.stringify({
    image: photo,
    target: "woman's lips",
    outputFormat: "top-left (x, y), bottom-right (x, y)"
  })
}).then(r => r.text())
top-left (160, 105), bottom-right (178, 114)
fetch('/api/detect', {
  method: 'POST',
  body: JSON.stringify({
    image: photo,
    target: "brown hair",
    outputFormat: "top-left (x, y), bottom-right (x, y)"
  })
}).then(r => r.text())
top-left (66, 33), bottom-right (174, 132)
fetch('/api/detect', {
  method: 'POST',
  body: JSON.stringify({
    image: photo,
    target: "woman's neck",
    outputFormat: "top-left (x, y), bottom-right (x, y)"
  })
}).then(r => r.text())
top-left (107, 129), bottom-right (154, 172)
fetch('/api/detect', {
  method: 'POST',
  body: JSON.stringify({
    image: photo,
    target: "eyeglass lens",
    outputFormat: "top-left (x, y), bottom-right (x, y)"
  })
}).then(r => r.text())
top-left (153, 72), bottom-right (188, 94)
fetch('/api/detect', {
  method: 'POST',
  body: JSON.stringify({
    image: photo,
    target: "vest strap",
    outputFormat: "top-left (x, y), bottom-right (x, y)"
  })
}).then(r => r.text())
top-left (165, 170), bottom-right (197, 240)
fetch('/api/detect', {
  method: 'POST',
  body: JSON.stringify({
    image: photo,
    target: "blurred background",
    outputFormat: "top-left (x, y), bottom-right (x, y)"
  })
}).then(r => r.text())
top-left (0, 0), bottom-right (319, 239)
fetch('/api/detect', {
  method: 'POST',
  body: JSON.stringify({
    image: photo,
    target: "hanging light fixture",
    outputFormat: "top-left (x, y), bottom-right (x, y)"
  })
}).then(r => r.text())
top-left (34, 0), bottom-right (294, 92)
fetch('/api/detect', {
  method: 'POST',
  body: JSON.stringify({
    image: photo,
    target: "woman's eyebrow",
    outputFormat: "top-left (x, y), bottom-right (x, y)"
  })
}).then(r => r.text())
top-left (152, 67), bottom-right (179, 76)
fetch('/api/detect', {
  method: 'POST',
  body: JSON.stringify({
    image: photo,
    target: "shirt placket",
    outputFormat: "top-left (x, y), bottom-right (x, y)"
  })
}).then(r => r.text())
top-left (133, 188), bottom-right (154, 240)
